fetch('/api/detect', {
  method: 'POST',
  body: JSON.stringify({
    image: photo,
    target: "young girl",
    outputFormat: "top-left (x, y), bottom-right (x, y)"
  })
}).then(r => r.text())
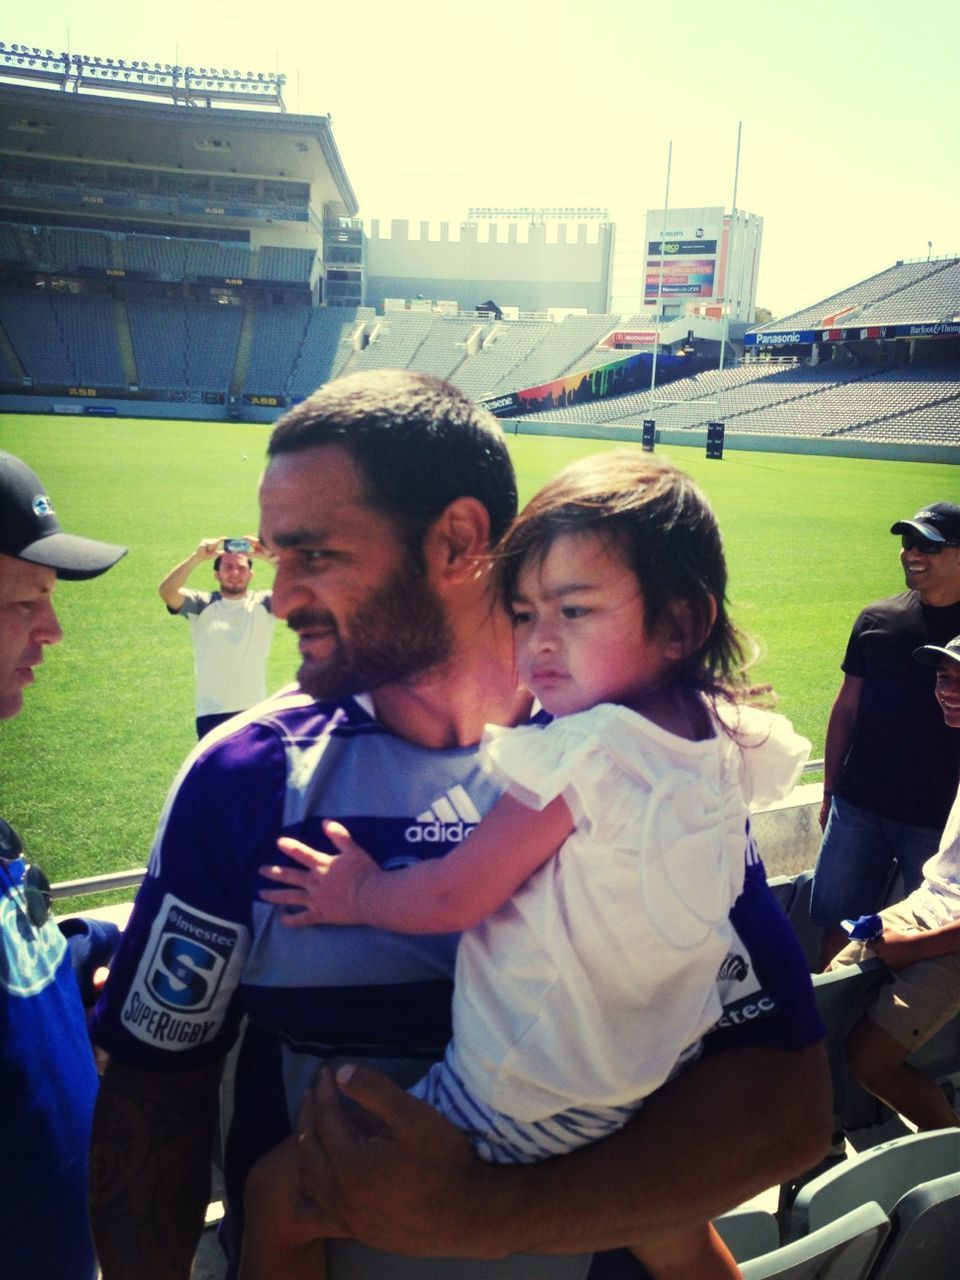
top-left (242, 452), bottom-right (810, 1280)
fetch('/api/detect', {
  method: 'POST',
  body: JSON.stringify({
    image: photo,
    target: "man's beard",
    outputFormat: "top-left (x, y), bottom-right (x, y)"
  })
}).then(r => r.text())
top-left (289, 558), bottom-right (454, 702)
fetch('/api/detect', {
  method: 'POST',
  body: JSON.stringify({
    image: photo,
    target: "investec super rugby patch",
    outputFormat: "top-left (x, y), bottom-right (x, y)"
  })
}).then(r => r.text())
top-left (121, 894), bottom-right (249, 1051)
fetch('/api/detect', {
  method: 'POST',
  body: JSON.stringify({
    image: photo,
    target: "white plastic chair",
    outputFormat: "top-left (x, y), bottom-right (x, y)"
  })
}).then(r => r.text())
top-left (740, 1201), bottom-right (889, 1279)
top-left (810, 959), bottom-right (889, 1135)
top-left (868, 1168), bottom-right (960, 1280)
top-left (788, 1127), bottom-right (960, 1241)
top-left (713, 1206), bottom-right (781, 1262)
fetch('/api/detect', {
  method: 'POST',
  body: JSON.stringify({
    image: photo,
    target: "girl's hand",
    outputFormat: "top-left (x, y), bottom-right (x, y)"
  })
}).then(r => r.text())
top-left (258, 821), bottom-right (380, 926)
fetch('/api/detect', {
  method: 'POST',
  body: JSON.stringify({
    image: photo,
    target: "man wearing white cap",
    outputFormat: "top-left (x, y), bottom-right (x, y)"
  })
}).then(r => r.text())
top-left (0, 449), bottom-right (126, 1278)
top-left (831, 633), bottom-right (960, 1131)
top-left (812, 501), bottom-right (960, 965)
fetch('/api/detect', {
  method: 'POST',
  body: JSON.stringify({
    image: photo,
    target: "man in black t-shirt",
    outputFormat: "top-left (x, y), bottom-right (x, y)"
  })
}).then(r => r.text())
top-left (812, 501), bottom-right (960, 965)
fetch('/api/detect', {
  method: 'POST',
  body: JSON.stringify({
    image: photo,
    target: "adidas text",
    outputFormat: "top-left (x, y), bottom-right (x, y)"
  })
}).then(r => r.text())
top-left (405, 820), bottom-right (478, 844)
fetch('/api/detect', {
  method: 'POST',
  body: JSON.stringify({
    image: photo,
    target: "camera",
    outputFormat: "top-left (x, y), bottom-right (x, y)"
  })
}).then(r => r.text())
top-left (223, 538), bottom-right (252, 554)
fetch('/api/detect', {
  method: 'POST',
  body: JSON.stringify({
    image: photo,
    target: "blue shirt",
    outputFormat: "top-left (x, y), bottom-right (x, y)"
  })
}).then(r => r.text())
top-left (1, 854), bottom-right (99, 1280)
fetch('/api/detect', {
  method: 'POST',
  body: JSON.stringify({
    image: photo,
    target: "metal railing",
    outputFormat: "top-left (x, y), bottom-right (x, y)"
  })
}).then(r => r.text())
top-left (49, 759), bottom-right (826, 904)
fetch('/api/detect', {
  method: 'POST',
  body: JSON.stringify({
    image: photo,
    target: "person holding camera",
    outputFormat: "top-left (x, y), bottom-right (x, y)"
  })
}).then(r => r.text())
top-left (159, 535), bottom-right (276, 738)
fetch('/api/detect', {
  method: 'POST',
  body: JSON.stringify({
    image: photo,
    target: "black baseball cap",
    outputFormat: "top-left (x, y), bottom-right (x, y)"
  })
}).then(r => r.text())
top-left (890, 502), bottom-right (960, 545)
top-left (0, 450), bottom-right (127, 580)
top-left (914, 634), bottom-right (960, 669)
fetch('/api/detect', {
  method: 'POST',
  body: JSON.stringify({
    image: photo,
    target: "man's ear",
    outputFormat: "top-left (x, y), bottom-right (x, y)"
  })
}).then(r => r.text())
top-left (422, 497), bottom-right (493, 587)
top-left (662, 594), bottom-right (718, 659)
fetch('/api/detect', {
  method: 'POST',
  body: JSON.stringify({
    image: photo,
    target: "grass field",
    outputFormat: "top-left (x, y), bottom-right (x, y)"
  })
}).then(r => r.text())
top-left (0, 412), bottom-right (956, 903)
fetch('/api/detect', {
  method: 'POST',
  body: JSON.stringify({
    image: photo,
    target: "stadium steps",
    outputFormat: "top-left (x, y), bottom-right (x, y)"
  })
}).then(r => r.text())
top-left (660, 365), bottom-right (899, 433)
top-left (0, 323), bottom-right (25, 380)
top-left (825, 388), bottom-right (960, 438)
top-left (230, 309), bottom-right (258, 399)
top-left (13, 225), bottom-right (36, 264)
top-left (115, 302), bottom-right (138, 387)
top-left (851, 258), bottom-right (960, 321)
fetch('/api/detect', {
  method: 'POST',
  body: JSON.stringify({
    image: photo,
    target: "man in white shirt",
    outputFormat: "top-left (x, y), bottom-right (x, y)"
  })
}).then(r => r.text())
top-left (159, 536), bottom-right (275, 737)
top-left (831, 632), bottom-right (960, 1130)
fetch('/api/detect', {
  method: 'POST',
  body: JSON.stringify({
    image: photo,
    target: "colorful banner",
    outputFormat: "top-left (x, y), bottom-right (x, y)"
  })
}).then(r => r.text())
top-left (746, 320), bottom-right (960, 347)
top-left (481, 352), bottom-right (697, 418)
top-left (645, 258), bottom-right (716, 298)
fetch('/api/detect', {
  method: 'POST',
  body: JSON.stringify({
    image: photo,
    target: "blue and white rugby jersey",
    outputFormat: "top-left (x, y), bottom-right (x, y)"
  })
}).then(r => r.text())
top-left (1, 857), bottom-right (99, 1278)
top-left (94, 688), bottom-right (823, 1275)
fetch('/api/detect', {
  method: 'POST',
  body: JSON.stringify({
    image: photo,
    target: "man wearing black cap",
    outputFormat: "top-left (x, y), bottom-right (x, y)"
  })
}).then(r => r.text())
top-left (812, 501), bottom-right (960, 966)
top-left (830, 634), bottom-right (960, 1131)
top-left (0, 449), bottom-right (126, 1278)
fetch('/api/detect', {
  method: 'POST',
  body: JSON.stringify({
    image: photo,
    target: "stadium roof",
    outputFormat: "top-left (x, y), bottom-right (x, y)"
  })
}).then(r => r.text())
top-left (0, 83), bottom-right (358, 217)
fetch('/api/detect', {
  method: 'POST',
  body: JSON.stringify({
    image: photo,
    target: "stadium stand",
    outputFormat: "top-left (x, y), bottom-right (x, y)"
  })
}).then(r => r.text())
top-left (0, 287), bottom-right (76, 383)
top-left (852, 261), bottom-right (960, 325)
top-left (0, 63), bottom-right (954, 456)
top-left (0, 289), bottom-right (122, 386)
top-left (344, 309), bottom-right (436, 372)
top-left (0, 220), bottom-right (22, 263)
top-left (284, 306), bottom-right (374, 397)
top-left (259, 246), bottom-right (315, 284)
top-left (53, 295), bottom-right (126, 387)
top-left (525, 362), bottom-right (960, 445)
top-left (450, 318), bottom-right (555, 397)
top-left (750, 259), bottom-right (959, 333)
top-left (405, 315), bottom-right (488, 380)
top-left (0, 218), bottom-right (314, 286)
top-left (127, 299), bottom-right (243, 392)
top-left (501, 313), bottom-right (619, 389)
top-left (122, 234), bottom-right (191, 279)
top-left (28, 225), bottom-right (112, 272)
top-left (243, 305), bottom-right (313, 396)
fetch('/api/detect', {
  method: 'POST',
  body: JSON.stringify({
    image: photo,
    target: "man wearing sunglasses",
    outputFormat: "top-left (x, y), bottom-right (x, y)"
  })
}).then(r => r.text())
top-left (830, 633), bottom-right (960, 1131)
top-left (0, 450), bottom-right (126, 1280)
top-left (812, 501), bottom-right (960, 966)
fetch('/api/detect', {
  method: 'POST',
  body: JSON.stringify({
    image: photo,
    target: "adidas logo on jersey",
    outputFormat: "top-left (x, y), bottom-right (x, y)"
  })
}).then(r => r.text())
top-left (405, 786), bottom-right (481, 843)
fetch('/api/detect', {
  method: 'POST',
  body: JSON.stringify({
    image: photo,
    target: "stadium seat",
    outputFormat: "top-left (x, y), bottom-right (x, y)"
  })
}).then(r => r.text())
top-left (712, 1206), bottom-right (781, 1262)
top-left (783, 871), bottom-right (821, 971)
top-left (786, 1128), bottom-right (960, 1241)
top-left (739, 1201), bottom-right (889, 1280)
top-left (867, 1169), bottom-right (960, 1280)
top-left (810, 960), bottom-right (890, 1137)
top-left (765, 874), bottom-right (798, 918)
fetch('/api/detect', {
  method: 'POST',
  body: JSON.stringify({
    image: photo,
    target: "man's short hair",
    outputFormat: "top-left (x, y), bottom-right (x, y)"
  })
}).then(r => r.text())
top-left (268, 370), bottom-right (518, 557)
top-left (213, 554), bottom-right (252, 574)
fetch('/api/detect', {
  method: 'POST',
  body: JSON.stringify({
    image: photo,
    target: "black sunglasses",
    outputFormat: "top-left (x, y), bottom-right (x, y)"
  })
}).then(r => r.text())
top-left (900, 533), bottom-right (959, 555)
top-left (0, 817), bottom-right (52, 929)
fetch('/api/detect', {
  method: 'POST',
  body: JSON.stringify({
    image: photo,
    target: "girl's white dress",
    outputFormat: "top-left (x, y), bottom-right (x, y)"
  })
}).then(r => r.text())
top-left (411, 699), bottom-right (811, 1163)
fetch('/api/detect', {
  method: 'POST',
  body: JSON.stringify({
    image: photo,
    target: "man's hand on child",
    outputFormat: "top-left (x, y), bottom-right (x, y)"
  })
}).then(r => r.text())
top-left (868, 928), bottom-right (925, 969)
top-left (293, 1064), bottom-right (481, 1255)
top-left (258, 822), bottom-right (379, 926)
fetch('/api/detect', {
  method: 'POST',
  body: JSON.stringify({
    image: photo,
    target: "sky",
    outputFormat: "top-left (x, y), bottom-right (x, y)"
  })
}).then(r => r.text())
top-left (8, 0), bottom-right (960, 317)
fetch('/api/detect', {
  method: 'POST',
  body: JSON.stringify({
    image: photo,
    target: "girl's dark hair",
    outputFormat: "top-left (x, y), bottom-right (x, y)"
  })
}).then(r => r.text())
top-left (499, 450), bottom-right (751, 700)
